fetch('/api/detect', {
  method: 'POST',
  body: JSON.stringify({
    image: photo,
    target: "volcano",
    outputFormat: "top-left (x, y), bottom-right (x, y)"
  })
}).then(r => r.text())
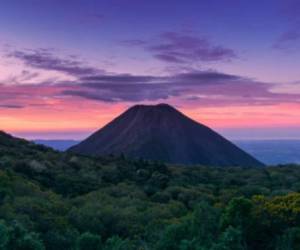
top-left (69, 104), bottom-right (264, 167)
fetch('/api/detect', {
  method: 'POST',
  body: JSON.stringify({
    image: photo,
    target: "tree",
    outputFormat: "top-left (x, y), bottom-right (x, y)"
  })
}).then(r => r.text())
top-left (190, 202), bottom-right (220, 247)
top-left (221, 197), bottom-right (253, 230)
top-left (44, 229), bottom-right (79, 250)
top-left (104, 236), bottom-right (132, 250)
top-left (0, 222), bottom-right (9, 250)
top-left (155, 223), bottom-right (189, 250)
top-left (76, 232), bottom-right (102, 250)
top-left (213, 226), bottom-right (245, 250)
top-left (15, 233), bottom-right (45, 250)
top-left (275, 227), bottom-right (300, 250)
top-left (6, 222), bottom-right (45, 250)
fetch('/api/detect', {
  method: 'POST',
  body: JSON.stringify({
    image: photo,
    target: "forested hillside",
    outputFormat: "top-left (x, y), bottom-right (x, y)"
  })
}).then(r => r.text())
top-left (1, 131), bottom-right (300, 250)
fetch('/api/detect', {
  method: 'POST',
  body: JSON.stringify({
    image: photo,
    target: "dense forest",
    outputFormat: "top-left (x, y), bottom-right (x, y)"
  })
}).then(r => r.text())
top-left (1, 131), bottom-right (300, 250)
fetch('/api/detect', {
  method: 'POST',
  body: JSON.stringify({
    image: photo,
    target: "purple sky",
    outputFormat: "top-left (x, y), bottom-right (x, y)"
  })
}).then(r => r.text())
top-left (0, 0), bottom-right (300, 139)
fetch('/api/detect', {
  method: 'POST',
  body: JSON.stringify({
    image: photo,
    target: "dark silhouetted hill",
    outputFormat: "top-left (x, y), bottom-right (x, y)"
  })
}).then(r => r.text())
top-left (69, 104), bottom-right (264, 167)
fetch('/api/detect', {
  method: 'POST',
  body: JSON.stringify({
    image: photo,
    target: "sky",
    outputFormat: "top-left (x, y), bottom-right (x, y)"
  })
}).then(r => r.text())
top-left (0, 0), bottom-right (300, 140)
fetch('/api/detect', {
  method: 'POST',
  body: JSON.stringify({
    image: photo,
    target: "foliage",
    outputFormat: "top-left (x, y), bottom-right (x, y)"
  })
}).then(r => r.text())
top-left (76, 232), bottom-right (102, 250)
top-left (1, 134), bottom-right (300, 249)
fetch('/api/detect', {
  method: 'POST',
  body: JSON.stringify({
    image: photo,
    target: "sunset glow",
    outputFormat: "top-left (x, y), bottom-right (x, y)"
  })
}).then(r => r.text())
top-left (1, 0), bottom-right (300, 139)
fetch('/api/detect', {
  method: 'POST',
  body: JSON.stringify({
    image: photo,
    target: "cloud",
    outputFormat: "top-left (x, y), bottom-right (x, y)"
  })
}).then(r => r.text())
top-left (123, 32), bottom-right (236, 64)
top-left (80, 74), bottom-right (160, 83)
top-left (9, 49), bottom-right (103, 77)
top-left (59, 70), bottom-right (300, 106)
top-left (61, 85), bottom-right (174, 102)
top-left (1, 70), bottom-right (300, 108)
top-left (0, 104), bottom-right (24, 109)
top-left (2, 70), bottom-right (40, 85)
top-left (273, 0), bottom-right (300, 49)
top-left (66, 71), bottom-right (242, 102)
top-left (120, 39), bottom-right (147, 46)
top-left (273, 30), bottom-right (300, 50)
top-left (2, 48), bottom-right (300, 108)
top-left (79, 71), bottom-right (241, 86)
top-left (173, 71), bottom-right (242, 82)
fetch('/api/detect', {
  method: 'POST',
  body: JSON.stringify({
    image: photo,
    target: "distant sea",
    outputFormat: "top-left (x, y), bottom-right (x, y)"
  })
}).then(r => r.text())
top-left (34, 139), bottom-right (300, 166)
top-left (234, 140), bottom-right (300, 165)
top-left (34, 140), bottom-right (79, 151)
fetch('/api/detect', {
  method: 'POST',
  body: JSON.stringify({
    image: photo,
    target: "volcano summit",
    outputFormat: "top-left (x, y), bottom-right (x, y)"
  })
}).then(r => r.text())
top-left (69, 104), bottom-right (264, 167)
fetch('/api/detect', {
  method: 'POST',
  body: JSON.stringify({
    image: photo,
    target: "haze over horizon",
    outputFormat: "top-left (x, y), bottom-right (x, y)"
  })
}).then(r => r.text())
top-left (1, 0), bottom-right (300, 140)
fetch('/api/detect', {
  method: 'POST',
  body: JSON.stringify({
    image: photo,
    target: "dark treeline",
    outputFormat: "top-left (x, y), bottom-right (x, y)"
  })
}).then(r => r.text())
top-left (0, 131), bottom-right (300, 249)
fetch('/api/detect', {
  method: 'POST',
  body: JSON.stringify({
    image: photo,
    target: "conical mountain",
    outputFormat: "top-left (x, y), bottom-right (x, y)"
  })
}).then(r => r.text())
top-left (69, 104), bottom-right (264, 167)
